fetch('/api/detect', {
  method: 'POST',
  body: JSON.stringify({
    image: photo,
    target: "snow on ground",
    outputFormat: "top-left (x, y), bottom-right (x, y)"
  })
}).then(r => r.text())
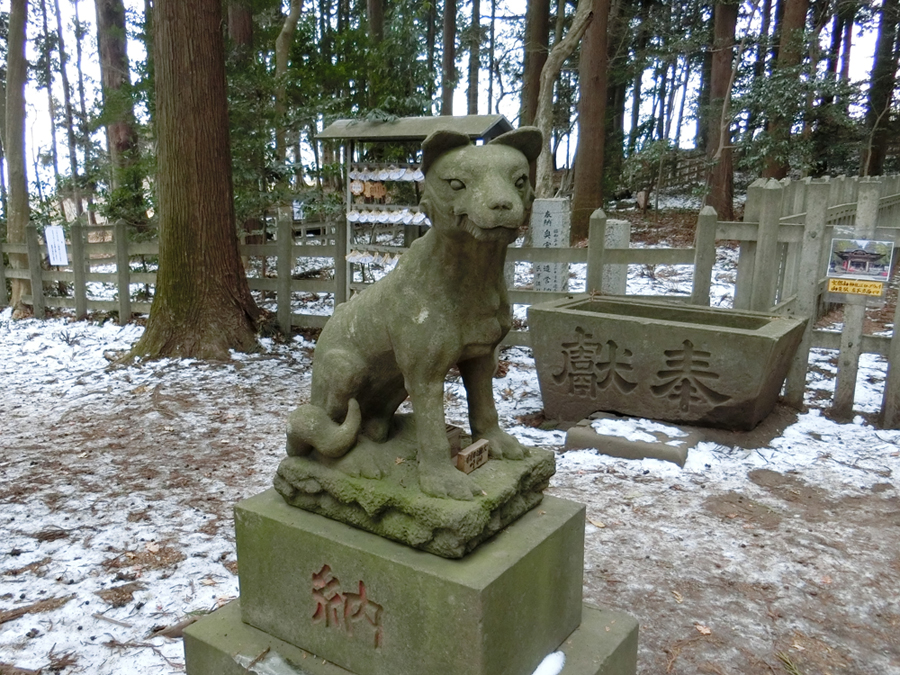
top-left (1, 241), bottom-right (898, 673)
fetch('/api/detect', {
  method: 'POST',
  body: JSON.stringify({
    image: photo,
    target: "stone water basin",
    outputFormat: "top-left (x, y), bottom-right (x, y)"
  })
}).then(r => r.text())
top-left (528, 296), bottom-right (806, 430)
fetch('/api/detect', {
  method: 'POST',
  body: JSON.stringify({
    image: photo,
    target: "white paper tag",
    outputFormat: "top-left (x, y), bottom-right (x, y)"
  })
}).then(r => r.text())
top-left (45, 226), bottom-right (69, 266)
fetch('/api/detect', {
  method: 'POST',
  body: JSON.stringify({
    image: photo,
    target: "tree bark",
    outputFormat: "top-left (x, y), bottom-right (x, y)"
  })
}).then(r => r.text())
top-left (488, 0), bottom-right (496, 112)
top-left (6, 0), bottom-right (30, 312)
top-left (39, 0), bottom-right (61, 185)
top-left (53, 0), bottom-right (83, 218)
top-left (762, 0), bottom-right (809, 178)
top-left (627, 0), bottom-right (652, 153)
top-left (839, 2), bottom-right (855, 85)
top-left (534, 0), bottom-right (593, 198)
top-left (228, 0), bottom-right (264, 245)
top-left (570, 0), bottom-right (609, 243)
top-left (367, 0), bottom-right (384, 44)
top-left (695, 42), bottom-right (712, 148)
top-left (73, 0), bottom-right (91, 166)
top-left (228, 0), bottom-right (254, 49)
top-left (467, 0), bottom-right (481, 114)
top-left (427, 1), bottom-right (437, 98)
top-left (441, 0), bottom-right (457, 115)
top-left (96, 0), bottom-right (145, 226)
top-left (0, 137), bottom-right (7, 223)
top-left (519, 0), bottom-right (551, 125)
top-left (745, 0), bottom-right (772, 140)
top-left (275, 0), bottom-right (303, 163)
top-left (705, 1), bottom-right (738, 221)
top-left (130, 0), bottom-right (259, 360)
top-left (673, 56), bottom-right (691, 148)
top-left (860, 0), bottom-right (899, 176)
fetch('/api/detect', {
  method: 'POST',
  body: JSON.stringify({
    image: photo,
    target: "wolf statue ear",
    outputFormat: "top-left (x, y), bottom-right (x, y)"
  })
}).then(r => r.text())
top-left (420, 127), bottom-right (544, 176)
top-left (488, 127), bottom-right (543, 165)
top-left (421, 130), bottom-right (471, 176)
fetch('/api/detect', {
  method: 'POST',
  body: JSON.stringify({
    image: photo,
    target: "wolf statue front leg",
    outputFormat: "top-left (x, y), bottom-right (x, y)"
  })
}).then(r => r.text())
top-left (458, 354), bottom-right (528, 460)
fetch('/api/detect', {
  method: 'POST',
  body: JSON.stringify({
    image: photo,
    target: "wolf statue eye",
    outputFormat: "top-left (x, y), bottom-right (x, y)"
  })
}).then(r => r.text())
top-left (448, 179), bottom-right (465, 191)
top-left (515, 175), bottom-right (527, 189)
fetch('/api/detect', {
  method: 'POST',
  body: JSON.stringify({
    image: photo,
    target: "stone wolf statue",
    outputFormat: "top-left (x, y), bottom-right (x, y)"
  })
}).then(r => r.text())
top-left (285, 126), bottom-right (543, 500)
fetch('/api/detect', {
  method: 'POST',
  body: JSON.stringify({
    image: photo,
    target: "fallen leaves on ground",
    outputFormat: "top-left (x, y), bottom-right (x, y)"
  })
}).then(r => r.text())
top-left (0, 595), bottom-right (75, 626)
top-left (95, 582), bottom-right (146, 608)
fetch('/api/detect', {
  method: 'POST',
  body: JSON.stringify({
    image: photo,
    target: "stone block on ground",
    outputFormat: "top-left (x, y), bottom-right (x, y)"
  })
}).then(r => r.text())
top-left (184, 599), bottom-right (638, 675)
top-left (564, 412), bottom-right (702, 466)
top-left (234, 490), bottom-right (585, 675)
top-left (274, 415), bottom-right (555, 558)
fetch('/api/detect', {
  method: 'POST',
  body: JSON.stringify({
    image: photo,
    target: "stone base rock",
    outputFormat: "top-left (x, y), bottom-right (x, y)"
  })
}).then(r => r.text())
top-left (233, 490), bottom-right (592, 675)
top-left (565, 412), bottom-right (701, 466)
top-left (274, 415), bottom-right (555, 558)
top-left (184, 599), bottom-right (638, 675)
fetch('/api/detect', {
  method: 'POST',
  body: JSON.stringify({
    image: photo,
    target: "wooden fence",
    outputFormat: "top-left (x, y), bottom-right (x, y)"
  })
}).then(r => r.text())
top-left (658, 150), bottom-right (708, 192)
top-left (0, 207), bottom-right (714, 333)
top-left (3, 175), bottom-right (899, 426)
top-left (0, 212), bottom-right (348, 331)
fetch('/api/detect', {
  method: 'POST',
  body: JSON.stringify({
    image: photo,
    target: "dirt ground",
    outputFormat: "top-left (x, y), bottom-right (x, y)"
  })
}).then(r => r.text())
top-left (2, 342), bottom-right (898, 675)
top-left (552, 404), bottom-right (900, 675)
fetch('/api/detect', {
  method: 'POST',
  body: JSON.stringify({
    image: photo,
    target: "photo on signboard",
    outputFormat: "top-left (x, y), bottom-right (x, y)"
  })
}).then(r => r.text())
top-left (826, 238), bottom-right (895, 281)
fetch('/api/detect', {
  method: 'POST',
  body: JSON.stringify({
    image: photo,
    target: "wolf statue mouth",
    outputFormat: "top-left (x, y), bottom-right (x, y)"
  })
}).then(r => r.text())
top-left (457, 214), bottom-right (520, 242)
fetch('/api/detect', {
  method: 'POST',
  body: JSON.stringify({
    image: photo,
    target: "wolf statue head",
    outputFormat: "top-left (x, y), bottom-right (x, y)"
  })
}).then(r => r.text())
top-left (417, 127), bottom-right (543, 244)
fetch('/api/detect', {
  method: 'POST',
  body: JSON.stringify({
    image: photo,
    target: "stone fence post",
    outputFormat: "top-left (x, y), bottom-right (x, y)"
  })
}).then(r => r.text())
top-left (115, 220), bottom-right (131, 325)
top-left (602, 219), bottom-right (629, 295)
top-left (585, 209), bottom-right (606, 294)
top-left (0, 243), bottom-right (7, 307)
top-left (734, 178), bottom-right (766, 310)
top-left (71, 217), bottom-right (87, 319)
top-left (784, 180), bottom-right (829, 407)
top-left (832, 179), bottom-right (881, 419)
top-left (26, 223), bottom-right (45, 318)
top-left (749, 179), bottom-right (784, 312)
top-left (883, 294), bottom-right (900, 428)
top-left (277, 206), bottom-right (294, 334)
top-left (690, 206), bottom-right (717, 306)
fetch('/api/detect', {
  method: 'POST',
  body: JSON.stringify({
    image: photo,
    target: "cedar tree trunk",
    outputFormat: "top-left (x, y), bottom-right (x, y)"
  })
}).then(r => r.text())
top-left (276, 0), bottom-right (303, 163)
top-left (367, 0), bottom-right (384, 44)
top-left (130, 0), bottom-right (259, 360)
top-left (228, 0), bottom-right (254, 47)
top-left (861, 0), bottom-right (899, 176)
top-left (705, 2), bottom-right (738, 221)
top-left (534, 0), bottom-right (593, 198)
top-left (442, 0), bottom-right (457, 115)
top-left (96, 0), bottom-right (146, 226)
top-left (570, 0), bottom-right (609, 243)
top-left (762, 0), bottom-right (809, 178)
top-left (6, 0), bottom-right (30, 312)
top-left (519, 0), bottom-right (551, 126)
top-left (467, 0), bottom-right (481, 114)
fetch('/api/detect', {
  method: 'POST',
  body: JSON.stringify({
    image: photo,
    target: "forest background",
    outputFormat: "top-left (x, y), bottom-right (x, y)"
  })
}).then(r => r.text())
top-left (1, 0), bottom-right (899, 355)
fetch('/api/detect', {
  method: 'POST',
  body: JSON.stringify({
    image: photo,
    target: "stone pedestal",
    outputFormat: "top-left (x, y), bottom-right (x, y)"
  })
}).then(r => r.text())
top-left (184, 490), bottom-right (639, 675)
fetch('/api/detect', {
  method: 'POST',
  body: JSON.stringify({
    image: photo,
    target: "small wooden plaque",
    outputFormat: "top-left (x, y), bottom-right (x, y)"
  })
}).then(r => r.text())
top-left (456, 439), bottom-right (489, 474)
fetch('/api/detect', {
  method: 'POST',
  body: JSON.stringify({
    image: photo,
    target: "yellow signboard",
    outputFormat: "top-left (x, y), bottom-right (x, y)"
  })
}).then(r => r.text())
top-left (827, 277), bottom-right (885, 296)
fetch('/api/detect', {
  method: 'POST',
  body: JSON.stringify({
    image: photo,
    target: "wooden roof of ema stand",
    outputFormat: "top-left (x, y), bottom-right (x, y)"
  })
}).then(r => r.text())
top-left (317, 115), bottom-right (514, 143)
